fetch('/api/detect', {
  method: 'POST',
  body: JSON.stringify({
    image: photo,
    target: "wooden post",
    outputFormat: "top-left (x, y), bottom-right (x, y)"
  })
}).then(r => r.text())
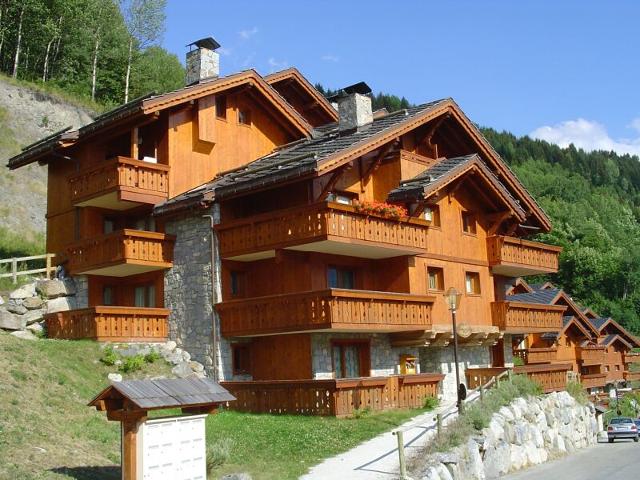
top-left (46, 254), bottom-right (53, 279)
top-left (436, 413), bottom-right (442, 438)
top-left (508, 369), bottom-right (513, 382)
top-left (121, 416), bottom-right (144, 480)
top-left (395, 430), bottom-right (407, 480)
top-left (11, 258), bottom-right (17, 284)
top-left (479, 385), bottom-right (484, 402)
top-left (131, 127), bottom-right (139, 160)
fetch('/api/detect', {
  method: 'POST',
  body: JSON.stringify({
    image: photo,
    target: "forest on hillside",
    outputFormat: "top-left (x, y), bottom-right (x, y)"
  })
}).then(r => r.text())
top-left (0, 0), bottom-right (184, 106)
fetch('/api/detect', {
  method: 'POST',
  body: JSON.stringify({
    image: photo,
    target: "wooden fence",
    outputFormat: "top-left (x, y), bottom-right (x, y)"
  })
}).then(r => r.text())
top-left (0, 253), bottom-right (56, 284)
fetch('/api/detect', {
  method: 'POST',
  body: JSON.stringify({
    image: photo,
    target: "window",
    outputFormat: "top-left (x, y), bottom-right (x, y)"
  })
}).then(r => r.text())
top-left (327, 191), bottom-right (354, 205)
top-left (462, 211), bottom-right (477, 234)
top-left (134, 284), bottom-right (156, 307)
top-left (332, 341), bottom-right (369, 378)
top-left (238, 108), bottom-right (251, 125)
top-left (104, 218), bottom-right (115, 234)
top-left (605, 365), bottom-right (609, 372)
top-left (103, 286), bottom-right (114, 306)
top-left (465, 271), bottom-right (481, 294)
top-left (424, 205), bottom-right (441, 227)
top-left (230, 270), bottom-right (246, 297)
top-left (427, 266), bottom-right (444, 291)
top-left (215, 95), bottom-right (227, 119)
top-left (133, 216), bottom-right (155, 232)
top-left (328, 266), bottom-right (355, 289)
top-left (615, 365), bottom-right (620, 371)
top-left (232, 344), bottom-right (250, 375)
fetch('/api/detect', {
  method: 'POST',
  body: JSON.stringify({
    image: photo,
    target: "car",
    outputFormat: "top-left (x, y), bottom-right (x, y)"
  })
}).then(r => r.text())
top-left (634, 419), bottom-right (640, 438)
top-left (607, 417), bottom-right (638, 443)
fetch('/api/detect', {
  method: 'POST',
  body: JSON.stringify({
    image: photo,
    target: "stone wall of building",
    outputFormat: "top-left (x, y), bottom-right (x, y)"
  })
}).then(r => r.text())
top-left (311, 332), bottom-right (421, 379)
top-left (72, 275), bottom-right (88, 308)
top-left (419, 345), bottom-right (492, 401)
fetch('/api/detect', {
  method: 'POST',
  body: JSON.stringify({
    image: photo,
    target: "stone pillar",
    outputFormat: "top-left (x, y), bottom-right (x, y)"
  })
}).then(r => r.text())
top-left (72, 275), bottom-right (88, 308)
top-left (503, 334), bottom-right (515, 367)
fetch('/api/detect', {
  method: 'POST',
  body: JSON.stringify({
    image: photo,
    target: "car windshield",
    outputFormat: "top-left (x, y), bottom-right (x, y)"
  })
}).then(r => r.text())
top-left (635, 420), bottom-right (640, 426)
top-left (610, 418), bottom-right (633, 424)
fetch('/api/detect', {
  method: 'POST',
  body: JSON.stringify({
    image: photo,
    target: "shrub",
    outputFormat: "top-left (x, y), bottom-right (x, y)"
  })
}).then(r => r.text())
top-left (566, 381), bottom-right (588, 405)
top-left (144, 350), bottom-right (162, 363)
top-left (206, 437), bottom-right (234, 474)
top-left (100, 346), bottom-right (118, 366)
top-left (352, 407), bottom-right (372, 419)
top-left (513, 356), bottom-right (525, 366)
top-left (119, 355), bottom-right (145, 373)
top-left (423, 396), bottom-right (439, 411)
top-left (352, 200), bottom-right (408, 220)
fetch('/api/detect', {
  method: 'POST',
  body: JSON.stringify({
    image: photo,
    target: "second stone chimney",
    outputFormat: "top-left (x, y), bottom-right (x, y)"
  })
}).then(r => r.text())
top-left (328, 82), bottom-right (373, 131)
top-left (185, 37), bottom-right (221, 86)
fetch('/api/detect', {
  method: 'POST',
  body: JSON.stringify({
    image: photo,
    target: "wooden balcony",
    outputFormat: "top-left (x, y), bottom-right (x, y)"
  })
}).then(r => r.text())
top-left (487, 235), bottom-right (561, 276)
top-left (513, 363), bottom-right (572, 393)
top-left (217, 289), bottom-right (435, 337)
top-left (581, 373), bottom-right (607, 389)
top-left (491, 301), bottom-right (565, 333)
top-left (465, 367), bottom-right (509, 390)
top-left (579, 346), bottom-right (606, 365)
top-left (625, 352), bottom-right (640, 364)
top-left (215, 201), bottom-right (429, 261)
top-left (513, 347), bottom-right (558, 364)
top-left (69, 156), bottom-right (169, 210)
top-left (221, 373), bottom-right (444, 417)
top-left (45, 306), bottom-right (169, 342)
top-left (624, 371), bottom-right (640, 382)
top-left (66, 229), bottom-right (175, 277)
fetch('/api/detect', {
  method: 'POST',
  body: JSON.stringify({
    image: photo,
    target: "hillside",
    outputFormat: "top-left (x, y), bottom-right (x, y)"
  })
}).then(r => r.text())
top-left (0, 77), bottom-right (94, 252)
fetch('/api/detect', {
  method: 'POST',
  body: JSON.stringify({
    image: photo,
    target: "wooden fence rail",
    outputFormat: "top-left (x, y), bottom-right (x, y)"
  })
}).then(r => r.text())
top-left (0, 253), bottom-right (56, 284)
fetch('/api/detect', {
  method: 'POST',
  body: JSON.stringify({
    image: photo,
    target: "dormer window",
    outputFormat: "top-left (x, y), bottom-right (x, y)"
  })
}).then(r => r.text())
top-left (238, 108), bottom-right (251, 125)
top-left (424, 205), bottom-right (440, 226)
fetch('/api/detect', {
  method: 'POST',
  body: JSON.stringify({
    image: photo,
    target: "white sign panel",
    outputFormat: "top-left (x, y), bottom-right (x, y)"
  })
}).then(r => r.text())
top-left (139, 414), bottom-right (207, 480)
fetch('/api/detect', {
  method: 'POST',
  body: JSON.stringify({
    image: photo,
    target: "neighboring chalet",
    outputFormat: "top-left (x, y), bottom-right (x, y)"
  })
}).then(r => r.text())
top-left (9, 37), bottom-right (617, 415)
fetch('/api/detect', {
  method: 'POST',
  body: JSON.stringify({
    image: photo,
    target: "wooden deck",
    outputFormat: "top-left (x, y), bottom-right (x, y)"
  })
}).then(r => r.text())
top-left (217, 288), bottom-right (435, 337)
top-left (513, 347), bottom-right (558, 364)
top-left (66, 229), bottom-right (175, 276)
top-left (487, 235), bottom-right (561, 276)
top-left (45, 306), bottom-right (169, 341)
top-left (221, 373), bottom-right (444, 417)
top-left (69, 156), bottom-right (169, 210)
top-left (491, 301), bottom-right (565, 333)
top-left (216, 201), bottom-right (429, 261)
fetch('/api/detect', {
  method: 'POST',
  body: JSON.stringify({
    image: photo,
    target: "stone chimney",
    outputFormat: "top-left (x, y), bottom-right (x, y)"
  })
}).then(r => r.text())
top-left (185, 37), bottom-right (221, 85)
top-left (329, 82), bottom-right (373, 131)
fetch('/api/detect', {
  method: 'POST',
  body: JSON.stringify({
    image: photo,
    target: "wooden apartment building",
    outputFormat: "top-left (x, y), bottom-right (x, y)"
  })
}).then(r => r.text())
top-left (8, 37), bottom-right (613, 415)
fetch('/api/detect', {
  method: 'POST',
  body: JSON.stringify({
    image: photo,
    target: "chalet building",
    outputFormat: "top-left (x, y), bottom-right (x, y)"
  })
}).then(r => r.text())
top-left (8, 37), bottom-right (583, 414)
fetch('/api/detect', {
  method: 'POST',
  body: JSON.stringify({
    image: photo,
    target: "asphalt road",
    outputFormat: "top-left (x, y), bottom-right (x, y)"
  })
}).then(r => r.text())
top-left (503, 439), bottom-right (640, 480)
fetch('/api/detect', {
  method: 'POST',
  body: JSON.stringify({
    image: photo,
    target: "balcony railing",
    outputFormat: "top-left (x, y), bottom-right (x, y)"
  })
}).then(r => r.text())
top-left (465, 367), bottom-right (509, 390)
top-left (513, 347), bottom-right (558, 364)
top-left (624, 371), bottom-right (640, 382)
top-left (513, 363), bottom-right (572, 393)
top-left (579, 346), bottom-right (606, 365)
top-left (69, 156), bottom-right (170, 209)
top-left (221, 373), bottom-right (444, 417)
top-left (45, 306), bottom-right (169, 341)
top-left (491, 301), bottom-right (565, 333)
top-left (624, 352), bottom-right (640, 364)
top-left (217, 288), bottom-right (435, 337)
top-left (581, 373), bottom-right (607, 389)
top-left (487, 235), bottom-right (561, 276)
top-left (66, 229), bottom-right (175, 276)
top-left (215, 201), bottom-right (429, 261)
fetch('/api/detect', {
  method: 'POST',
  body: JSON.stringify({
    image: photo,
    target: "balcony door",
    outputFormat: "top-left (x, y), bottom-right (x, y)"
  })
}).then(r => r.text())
top-left (332, 340), bottom-right (370, 378)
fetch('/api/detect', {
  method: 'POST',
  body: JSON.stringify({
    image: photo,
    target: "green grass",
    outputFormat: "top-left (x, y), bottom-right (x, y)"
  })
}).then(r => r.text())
top-left (0, 331), bottom-right (425, 479)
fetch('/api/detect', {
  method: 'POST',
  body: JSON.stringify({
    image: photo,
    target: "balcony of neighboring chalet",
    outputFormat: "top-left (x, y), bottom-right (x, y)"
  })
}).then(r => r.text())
top-left (491, 301), bottom-right (566, 333)
top-left (215, 201), bottom-right (429, 262)
top-left (69, 156), bottom-right (169, 210)
top-left (216, 288), bottom-right (435, 337)
top-left (579, 345), bottom-right (606, 365)
top-left (513, 346), bottom-right (558, 364)
top-left (487, 235), bottom-right (561, 276)
top-left (65, 229), bottom-right (175, 276)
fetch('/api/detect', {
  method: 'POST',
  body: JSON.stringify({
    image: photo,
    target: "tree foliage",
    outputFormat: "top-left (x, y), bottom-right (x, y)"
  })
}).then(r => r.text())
top-left (0, 0), bottom-right (183, 107)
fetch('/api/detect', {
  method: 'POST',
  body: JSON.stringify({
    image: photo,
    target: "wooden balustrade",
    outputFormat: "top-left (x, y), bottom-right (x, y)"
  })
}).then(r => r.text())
top-left (69, 156), bottom-right (169, 209)
top-left (624, 352), bottom-right (640, 364)
top-left (215, 201), bottom-right (429, 260)
top-left (217, 288), bottom-right (435, 337)
top-left (45, 306), bottom-right (169, 341)
top-left (465, 367), bottom-right (509, 390)
top-left (221, 373), bottom-right (444, 417)
top-left (581, 373), bottom-right (607, 389)
top-left (579, 346), bottom-right (606, 365)
top-left (624, 371), bottom-right (640, 382)
top-left (491, 301), bottom-right (565, 333)
top-left (66, 229), bottom-right (175, 276)
top-left (514, 347), bottom-right (558, 364)
top-left (514, 363), bottom-right (572, 393)
top-left (487, 235), bottom-right (561, 276)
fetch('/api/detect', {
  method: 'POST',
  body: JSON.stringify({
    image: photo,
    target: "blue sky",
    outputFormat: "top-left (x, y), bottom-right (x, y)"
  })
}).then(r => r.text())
top-left (164, 0), bottom-right (640, 155)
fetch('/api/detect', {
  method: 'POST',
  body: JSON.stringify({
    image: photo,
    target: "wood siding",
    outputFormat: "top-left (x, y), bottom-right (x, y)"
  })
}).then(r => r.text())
top-left (217, 289), bottom-right (434, 337)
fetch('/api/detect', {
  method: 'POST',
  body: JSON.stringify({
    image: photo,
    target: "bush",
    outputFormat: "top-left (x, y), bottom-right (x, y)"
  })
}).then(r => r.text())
top-left (144, 350), bottom-right (161, 364)
top-left (100, 346), bottom-right (118, 366)
top-left (352, 407), bottom-right (372, 419)
top-left (206, 437), bottom-right (234, 474)
top-left (566, 381), bottom-right (588, 405)
top-left (513, 356), bottom-right (525, 366)
top-left (423, 396), bottom-right (439, 411)
top-left (119, 355), bottom-right (145, 373)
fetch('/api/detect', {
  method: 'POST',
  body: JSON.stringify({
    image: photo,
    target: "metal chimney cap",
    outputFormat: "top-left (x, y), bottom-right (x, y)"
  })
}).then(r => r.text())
top-left (186, 37), bottom-right (221, 51)
top-left (326, 81), bottom-right (372, 101)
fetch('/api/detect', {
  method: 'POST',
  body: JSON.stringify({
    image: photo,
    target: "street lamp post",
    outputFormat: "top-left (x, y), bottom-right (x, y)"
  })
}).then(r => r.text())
top-left (444, 287), bottom-right (463, 411)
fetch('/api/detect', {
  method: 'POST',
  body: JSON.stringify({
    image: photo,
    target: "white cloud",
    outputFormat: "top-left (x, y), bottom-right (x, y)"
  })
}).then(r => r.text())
top-left (530, 118), bottom-right (640, 156)
top-left (238, 27), bottom-right (258, 40)
top-left (321, 54), bottom-right (340, 63)
top-left (267, 57), bottom-right (288, 72)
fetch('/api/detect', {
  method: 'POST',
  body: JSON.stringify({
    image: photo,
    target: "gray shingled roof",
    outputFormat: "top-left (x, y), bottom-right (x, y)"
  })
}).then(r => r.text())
top-left (588, 317), bottom-right (609, 331)
top-left (506, 288), bottom-right (561, 305)
top-left (90, 377), bottom-right (235, 410)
